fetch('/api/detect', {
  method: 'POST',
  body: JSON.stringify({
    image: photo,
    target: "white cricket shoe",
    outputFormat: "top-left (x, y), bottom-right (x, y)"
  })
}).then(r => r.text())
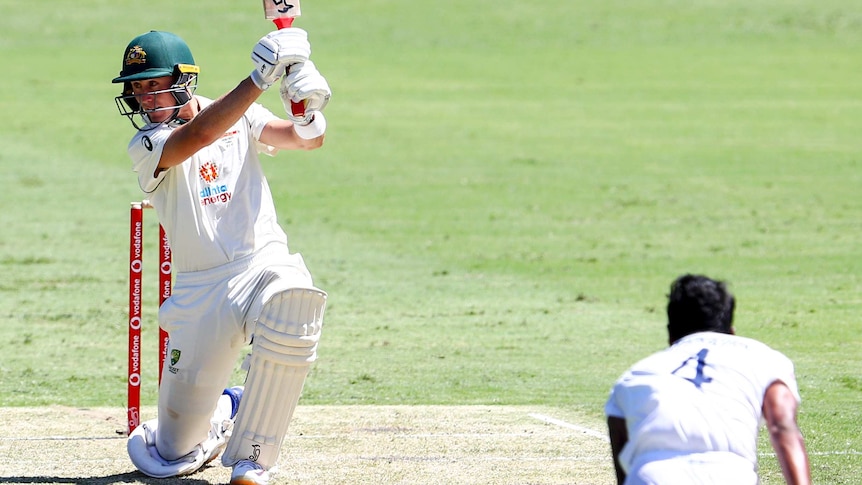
top-left (230, 459), bottom-right (275, 485)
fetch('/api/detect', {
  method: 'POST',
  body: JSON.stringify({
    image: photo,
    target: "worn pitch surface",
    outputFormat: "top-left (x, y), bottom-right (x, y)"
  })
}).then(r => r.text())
top-left (0, 406), bottom-right (613, 484)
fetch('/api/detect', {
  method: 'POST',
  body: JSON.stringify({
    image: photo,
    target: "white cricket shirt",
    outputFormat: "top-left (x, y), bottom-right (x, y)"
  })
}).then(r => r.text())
top-left (127, 96), bottom-right (288, 273)
top-left (604, 331), bottom-right (800, 476)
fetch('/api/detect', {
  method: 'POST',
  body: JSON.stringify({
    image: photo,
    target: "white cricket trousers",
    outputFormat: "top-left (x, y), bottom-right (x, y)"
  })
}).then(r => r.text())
top-left (154, 243), bottom-right (314, 461)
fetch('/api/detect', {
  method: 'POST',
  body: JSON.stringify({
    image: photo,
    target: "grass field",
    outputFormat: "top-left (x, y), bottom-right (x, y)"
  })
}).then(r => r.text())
top-left (0, 0), bottom-right (860, 483)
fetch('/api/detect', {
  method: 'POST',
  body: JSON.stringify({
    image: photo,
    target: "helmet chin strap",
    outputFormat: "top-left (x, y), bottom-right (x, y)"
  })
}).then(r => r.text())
top-left (137, 107), bottom-right (182, 131)
top-left (165, 107), bottom-right (185, 125)
top-left (165, 87), bottom-right (196, 125)
top-left (147, 101), bottom-right (189, 127)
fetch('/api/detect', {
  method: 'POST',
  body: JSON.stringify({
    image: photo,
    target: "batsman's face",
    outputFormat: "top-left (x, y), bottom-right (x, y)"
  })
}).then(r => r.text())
top-left (130, 76), bottom-right (183, 123)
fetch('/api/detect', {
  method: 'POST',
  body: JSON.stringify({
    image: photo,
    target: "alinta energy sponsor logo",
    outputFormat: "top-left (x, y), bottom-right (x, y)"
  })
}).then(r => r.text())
top-left (200, 184), bottom-right (232, 206)
top-left (198, 161), bottom-right (233, 206)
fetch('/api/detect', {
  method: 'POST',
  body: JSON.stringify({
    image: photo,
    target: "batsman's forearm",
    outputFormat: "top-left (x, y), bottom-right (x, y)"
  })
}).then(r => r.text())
top-left (160, 77), bottom-right (263, 168)
top-left (194, 77), bottom-right (264, 140)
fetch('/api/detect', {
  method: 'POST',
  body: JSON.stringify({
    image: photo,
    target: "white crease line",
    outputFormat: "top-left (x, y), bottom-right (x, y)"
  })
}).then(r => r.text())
top-left (0, 436), bottom-right (124, 441)
top-left (355, 455), bottom-right (607, 462)
top-left (282, 455), bottom-right (608, 463)
top-left (294, 433), bottom-right (530, 439)
top-left (759, 450), bottom-right (862, 457)
top-left (529, 413), bottom-right (609, 442)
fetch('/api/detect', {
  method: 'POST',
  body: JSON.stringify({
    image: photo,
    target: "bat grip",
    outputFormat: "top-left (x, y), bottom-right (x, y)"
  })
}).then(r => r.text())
top-left (290, 98), bottom-right (307, 118)
top-left (273, 17), bottom-right (294, 29)
top-left (272, 17), bottom-right (306, 118)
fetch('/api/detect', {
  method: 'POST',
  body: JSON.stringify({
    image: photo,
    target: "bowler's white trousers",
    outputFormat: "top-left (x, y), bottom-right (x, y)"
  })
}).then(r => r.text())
top-left (626, 451), bottom-right (758, 485)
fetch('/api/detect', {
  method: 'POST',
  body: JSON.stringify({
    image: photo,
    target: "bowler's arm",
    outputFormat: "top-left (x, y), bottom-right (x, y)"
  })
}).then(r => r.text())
top-left (763, 381), bottom-right (811, 485)
top-left (607, 416), bottom-right (627, 485)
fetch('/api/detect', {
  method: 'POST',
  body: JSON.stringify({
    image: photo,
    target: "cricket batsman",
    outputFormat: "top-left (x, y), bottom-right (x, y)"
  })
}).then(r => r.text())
top-left (111, 25), bottom-right (331, 484)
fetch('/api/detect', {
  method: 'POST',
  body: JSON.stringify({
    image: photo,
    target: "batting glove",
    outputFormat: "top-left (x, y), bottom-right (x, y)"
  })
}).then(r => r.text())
top-left (250, 28), bottom-right (311, 91)
top-left (280, 60), bottom-right (331, 125)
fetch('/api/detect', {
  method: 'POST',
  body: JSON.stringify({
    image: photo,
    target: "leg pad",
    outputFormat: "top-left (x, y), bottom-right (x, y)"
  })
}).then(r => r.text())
top-left (222, 288), bottom-right (326, 468)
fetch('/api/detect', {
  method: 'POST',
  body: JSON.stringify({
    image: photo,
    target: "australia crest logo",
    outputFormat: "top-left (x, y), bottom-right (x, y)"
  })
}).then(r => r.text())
top-left (125, 45), bottom-right (147, 66)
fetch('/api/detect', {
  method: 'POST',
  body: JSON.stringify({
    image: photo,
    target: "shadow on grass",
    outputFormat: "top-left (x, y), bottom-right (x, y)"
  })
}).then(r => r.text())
top-left (0, 472), bottom-right (212, 485)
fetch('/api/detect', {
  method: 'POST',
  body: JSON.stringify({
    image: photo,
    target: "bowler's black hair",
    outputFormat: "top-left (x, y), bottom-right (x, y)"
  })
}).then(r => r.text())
top-left (666, 274), bottom-right (735, 343)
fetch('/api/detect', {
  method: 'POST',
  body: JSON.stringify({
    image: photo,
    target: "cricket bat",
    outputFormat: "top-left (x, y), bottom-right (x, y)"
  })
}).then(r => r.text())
top-left (262, 0), bottom-right (305, 117)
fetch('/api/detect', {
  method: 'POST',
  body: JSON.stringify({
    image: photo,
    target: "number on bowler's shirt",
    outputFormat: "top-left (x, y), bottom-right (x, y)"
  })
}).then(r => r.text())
top-left (671, 348), bottom-right (713, 389)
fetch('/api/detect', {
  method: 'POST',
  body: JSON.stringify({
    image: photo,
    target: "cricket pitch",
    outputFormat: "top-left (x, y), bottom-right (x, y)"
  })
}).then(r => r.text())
top-left (0, 405), bottom-right (613, 484)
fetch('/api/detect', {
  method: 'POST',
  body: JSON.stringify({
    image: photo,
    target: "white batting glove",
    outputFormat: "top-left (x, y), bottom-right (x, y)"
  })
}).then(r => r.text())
top-left (250, 28), bottom-right (311, 91)
top-left (279, 60), bottom-right (331, 125)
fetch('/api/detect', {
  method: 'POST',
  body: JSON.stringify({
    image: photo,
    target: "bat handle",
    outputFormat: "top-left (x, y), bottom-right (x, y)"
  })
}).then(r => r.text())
top-left (272, 17), bottom-right (307, 118)
top-left (273, 17), bottom-right (294, 29)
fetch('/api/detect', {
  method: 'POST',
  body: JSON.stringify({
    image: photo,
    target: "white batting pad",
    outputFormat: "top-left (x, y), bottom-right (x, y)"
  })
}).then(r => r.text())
top-left (222, 287), bottom-right (326, 469)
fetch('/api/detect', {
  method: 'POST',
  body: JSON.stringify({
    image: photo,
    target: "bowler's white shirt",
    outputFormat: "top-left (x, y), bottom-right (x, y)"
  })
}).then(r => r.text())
top-left (605, 332), bottom-right (800, 480)
top-left (127, 96), bottom-right (287, 273)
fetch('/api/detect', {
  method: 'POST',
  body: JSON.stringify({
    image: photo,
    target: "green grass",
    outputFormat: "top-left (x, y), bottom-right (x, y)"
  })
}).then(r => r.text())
top-left (0, 0), bottom-right (860, 482)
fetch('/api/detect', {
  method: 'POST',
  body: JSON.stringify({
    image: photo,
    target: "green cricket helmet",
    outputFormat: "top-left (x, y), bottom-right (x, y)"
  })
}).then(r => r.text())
top-left (113, 31), bottom-right (200, 130)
